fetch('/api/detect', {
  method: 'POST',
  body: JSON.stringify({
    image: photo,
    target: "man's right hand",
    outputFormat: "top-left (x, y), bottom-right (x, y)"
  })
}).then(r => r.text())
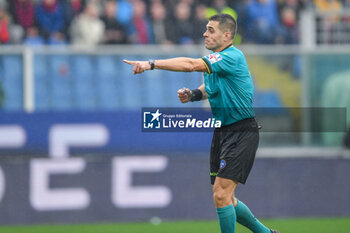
top-left (177, 88), bottom-right (192, 103)
top-left (123, 60), bottom-right (151, 75)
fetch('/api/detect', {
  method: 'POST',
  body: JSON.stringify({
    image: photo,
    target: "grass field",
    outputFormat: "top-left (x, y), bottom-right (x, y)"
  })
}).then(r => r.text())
top-left (0, 218), bottom-right (349, 233)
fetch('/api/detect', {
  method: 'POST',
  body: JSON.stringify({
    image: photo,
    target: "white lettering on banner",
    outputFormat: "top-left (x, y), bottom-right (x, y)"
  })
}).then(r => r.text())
top-left (29, 123), bottom-right (112, 211)
top-left (112, 156), bottom-right (172, 208)
top-left (0, 125), bottom-right (26, 147)
top-left (0, 125), bottom-right (25, 204)
top-left (49, 124), bottom-right (109, 158)
top-left (0, 167), bottom-right (5, 203)
top-left (30, 158), bottom-right (90, 211)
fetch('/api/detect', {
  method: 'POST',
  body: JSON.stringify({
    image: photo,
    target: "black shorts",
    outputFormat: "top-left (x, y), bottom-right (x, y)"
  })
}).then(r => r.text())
top-left (210, 118), bottom-right (259, 185)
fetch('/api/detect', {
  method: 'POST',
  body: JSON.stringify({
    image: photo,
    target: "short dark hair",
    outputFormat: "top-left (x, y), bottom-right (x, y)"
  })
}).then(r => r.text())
top-left (209, 14), bottom-right (237, 40)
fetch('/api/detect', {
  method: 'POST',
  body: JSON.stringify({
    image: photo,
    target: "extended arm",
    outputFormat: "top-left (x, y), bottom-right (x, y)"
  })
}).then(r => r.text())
top-left (123, 57), bottom-right (208, 75)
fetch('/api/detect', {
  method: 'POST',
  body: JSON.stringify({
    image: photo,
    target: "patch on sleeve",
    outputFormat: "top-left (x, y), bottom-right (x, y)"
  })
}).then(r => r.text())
top-left (205, 53), bottom-right (222, 64)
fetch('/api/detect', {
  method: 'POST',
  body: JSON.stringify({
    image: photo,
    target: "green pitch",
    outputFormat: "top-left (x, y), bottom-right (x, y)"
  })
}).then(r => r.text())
top-left (0, 218), bottom-right (349, 233)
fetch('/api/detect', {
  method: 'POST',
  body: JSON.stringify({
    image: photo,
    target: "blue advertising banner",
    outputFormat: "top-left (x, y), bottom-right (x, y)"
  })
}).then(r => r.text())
top-left (0, 111), bottom-right (213, 155)
top-left (0, 155), bottom-right (349, 225)
top-left (1, 111), bottom-right (349, 225)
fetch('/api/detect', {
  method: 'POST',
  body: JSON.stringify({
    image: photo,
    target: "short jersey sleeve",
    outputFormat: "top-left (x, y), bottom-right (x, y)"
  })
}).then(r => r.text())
top-left (201, 52), bottom-right (235, 75)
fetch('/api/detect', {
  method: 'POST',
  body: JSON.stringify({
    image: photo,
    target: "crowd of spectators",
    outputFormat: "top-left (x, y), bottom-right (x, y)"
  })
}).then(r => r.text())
top-left (0, 0), bottom-right (347, 46)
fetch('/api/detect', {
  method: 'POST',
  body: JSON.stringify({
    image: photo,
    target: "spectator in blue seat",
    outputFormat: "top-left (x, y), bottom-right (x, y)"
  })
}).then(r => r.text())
top-left (245, 0), bottom-right (280, 44)
top-left (101, 0), bottom-right (127, 44)
top-left (48, 31), bottom-right (68, 45)
top-left (116, 0), bottom-right (134, 26)
top-left (35, 0), bottom-right (65, 42)
top-left (129, 0), bottom-right (154, 44)
top-left (277, 7), bottom-right (298, 44)
top-left (24, 26), bottom-right (45, 46)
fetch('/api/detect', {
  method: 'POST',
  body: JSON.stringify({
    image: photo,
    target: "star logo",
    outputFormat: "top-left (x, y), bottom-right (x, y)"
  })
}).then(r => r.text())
top-left (143, 109), bottom-right (162, 129)
top-left (151, 109), bottom-right (162, 122)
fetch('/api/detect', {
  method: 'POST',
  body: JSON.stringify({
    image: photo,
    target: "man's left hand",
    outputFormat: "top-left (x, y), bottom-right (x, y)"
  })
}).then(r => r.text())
top-left (177, 87), bottom-right (192, 103)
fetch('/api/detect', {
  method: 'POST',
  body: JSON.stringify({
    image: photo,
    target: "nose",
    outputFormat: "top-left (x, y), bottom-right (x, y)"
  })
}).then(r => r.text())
top-left (203, 31), bottom-right (208, 37)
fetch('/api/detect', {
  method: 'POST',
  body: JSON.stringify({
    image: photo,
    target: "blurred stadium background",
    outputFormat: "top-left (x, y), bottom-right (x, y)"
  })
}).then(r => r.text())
top-left (0, 0), bottom-right (350, 232)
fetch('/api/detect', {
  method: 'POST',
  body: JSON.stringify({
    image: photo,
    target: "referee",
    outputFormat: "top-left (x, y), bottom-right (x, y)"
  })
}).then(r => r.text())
top-left (124, 14), bottom-right (279, 233)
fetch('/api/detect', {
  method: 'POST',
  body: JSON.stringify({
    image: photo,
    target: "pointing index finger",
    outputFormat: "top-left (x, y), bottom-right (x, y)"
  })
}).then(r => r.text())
top-left (123, 59), bottom-right (135, 65)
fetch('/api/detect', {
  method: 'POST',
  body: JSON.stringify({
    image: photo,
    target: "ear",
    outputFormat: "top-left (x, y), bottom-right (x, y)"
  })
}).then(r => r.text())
top-left (223, 31), bottom-right (231, 42)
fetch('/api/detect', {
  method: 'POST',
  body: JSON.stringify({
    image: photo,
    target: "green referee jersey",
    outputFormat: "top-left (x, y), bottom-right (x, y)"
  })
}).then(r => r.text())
top-left (201, 44), bottom-right (255, 126)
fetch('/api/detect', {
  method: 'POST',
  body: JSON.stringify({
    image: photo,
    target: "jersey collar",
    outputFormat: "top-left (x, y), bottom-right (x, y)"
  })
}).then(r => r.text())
top-left (217, 43), bottom-right (233, 52)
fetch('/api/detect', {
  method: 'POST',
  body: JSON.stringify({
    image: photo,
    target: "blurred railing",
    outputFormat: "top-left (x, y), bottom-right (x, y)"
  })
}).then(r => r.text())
top-left (316, 10), bottom-right (350, 45)
top-left (300, 10), bottom-right (350, 47)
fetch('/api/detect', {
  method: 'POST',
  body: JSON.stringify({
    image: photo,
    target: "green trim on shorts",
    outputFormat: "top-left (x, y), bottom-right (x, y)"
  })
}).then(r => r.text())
top-left (210, 172), bottom-right (218, 176)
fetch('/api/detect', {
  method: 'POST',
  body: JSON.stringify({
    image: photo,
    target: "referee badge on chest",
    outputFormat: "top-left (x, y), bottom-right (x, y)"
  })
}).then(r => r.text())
top-left (220, 160), bottom-right (226, 169)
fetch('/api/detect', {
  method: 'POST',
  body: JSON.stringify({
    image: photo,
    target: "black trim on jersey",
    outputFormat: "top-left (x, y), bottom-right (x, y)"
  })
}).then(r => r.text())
top-left (201, 58), bottom-right (213, 74)
top-left (219, 43), bottom-right (233, 52)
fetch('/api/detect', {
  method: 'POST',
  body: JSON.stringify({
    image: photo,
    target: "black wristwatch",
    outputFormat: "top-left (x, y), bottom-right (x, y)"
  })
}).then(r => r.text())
top-left (149, 59), bottom-right (155, 70)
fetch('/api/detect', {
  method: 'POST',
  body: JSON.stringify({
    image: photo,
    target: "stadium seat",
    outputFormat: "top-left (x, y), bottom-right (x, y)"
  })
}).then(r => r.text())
top-left (33, 55), bottom-right (50, 110)
top-left (74, 83), bottom-right (96, 109)
top-left (34, 78), bottom-right (51, 110)
top-left (35, 88), bottom-right (50, 110)
top-left (142, 70), bottom-right (166, 107)
top-left (49, 55), bottom-right (73, 109)
top-left (71, 56), bottom-right (97, 109)
top-left (253, 90), bottom-right (284, 108)
top-left (119, 56), bottom-right (142, 108)
top-left (72, 55), bottom-right (94, 81)
top-left (1, 60), bottom-right (23, 111)
top-left (51, 94), bottom-right (72, 110)
top-left (165, 71), bottom-right (189, 107)
top-left (2, 80), bottom-right (22, 110)
top-left (2, 56), bottom-right (22, 81)
top-left (97, 56), bottom-right (116, 79)
top-left (95, 56), bottom-right (120, 109)
top-left (34, 55), bottom-right (48, 82)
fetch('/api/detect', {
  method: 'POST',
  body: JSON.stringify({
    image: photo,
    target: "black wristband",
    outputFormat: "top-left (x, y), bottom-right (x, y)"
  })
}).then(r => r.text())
top-left (190, 89), bottom-right (203, 102)
top-left (149, 59), bottom-right (155, 70)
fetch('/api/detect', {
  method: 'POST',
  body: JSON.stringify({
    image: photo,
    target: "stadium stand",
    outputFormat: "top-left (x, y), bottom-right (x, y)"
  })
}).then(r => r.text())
top-left (0, 0), bottom-right (318, 46)
top-left (1, 55), bottom-right (23, 110)
top-left (50, 55), bottom-right (72, 109)
top-left (96, 55), bottom-right (120, 109)
top-left (34, 54), bottom-right (49, 110)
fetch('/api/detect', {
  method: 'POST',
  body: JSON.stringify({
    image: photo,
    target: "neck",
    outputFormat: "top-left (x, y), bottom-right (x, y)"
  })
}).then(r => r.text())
top-left (213, 42), bottom-right (233, 53)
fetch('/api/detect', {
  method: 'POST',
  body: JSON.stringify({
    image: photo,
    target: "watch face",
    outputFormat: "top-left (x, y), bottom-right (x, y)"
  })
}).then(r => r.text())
top-left (149, 60), bottom-right (155, 69)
